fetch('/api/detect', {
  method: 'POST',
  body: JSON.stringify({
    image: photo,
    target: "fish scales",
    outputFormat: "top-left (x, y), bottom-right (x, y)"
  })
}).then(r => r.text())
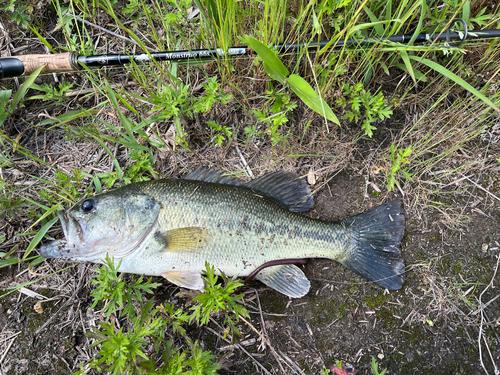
top-left (41, 169), bottom-right (405, 297)
top-left (124, 179), bottom-right (348, 276)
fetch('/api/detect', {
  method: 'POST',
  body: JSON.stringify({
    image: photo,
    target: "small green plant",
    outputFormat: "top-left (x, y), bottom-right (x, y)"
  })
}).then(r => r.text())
top-left (370, 356), bottom-right (387, 375)
top-left (243, 124), bottom-right (263, 144)
top-left (100, 150), bottom-right (157, 188)
top-left (207, 120), bottom-right (233, 147)
top-left (252, 90), bottom-right (297, 146)
top-left (0, 0), bottom-right (32, 26)
top-left (29, 82), bottom-right (74, 102)
top-left (386, 144), bottom-right (413, 192)
top-left (242, 35), bottom-right (339, 125)
top-left (83, 257), bottom-right (248, 374)
top-left (150, 76), bottom-right (232, 144)
top-left (336, 83), bottom-right (393, 138)
top-left (190, 263), bottom-right (249, 337)
top-left (90, 255), bottom-right (162, 320)
top-left (53, 168), bottom-right (91, 202)
top-left (192, 77), bottom-right (233, 114)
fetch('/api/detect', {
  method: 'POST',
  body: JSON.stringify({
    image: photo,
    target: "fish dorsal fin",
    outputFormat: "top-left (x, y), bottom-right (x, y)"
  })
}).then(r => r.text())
top-left (184, 168), bottom-right (313, 212)
top-left (245, 172), bottom-right (313, 213)
top-left (163, 270), bottom-right (204, 290)
top-left (255, 264), bottom-right (311, 298)
top-left (184, 167), bottom-right (243, 186)
top-left (155, 227), bottom-right (209, 252)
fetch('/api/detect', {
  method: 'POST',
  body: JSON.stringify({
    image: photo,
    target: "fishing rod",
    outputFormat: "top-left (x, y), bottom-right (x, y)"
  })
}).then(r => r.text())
top-left (1, 19), bottom-right (499, 79)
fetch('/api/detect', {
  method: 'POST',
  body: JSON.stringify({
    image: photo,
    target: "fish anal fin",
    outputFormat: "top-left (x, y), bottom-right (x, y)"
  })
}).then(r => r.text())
top-left (156, 227), bottom-right (209, 252)
top-left (163, 270), bottom-right (204, 290)
top-left (255, 264), bottom-right (310, 298)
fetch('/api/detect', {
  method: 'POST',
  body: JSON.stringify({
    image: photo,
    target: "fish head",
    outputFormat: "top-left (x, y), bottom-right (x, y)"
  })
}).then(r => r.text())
top-left (41, 190), bottom-right (161, 263)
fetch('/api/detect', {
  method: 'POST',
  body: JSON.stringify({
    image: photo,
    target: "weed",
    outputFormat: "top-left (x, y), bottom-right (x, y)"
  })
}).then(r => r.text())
top-left (81, 257), bottom-right (246, 373)
top-left (386, 144), bottom-right (413, 192)
top-left (190, 263), bottom-right (249, 337)
top-left (252, 90), bottom-right (297, 146)
top-left (149, 75), bottom-right (232, 144)
top-left (207, 120), bottom-right (233, 147)
top-left (336, 83), bottom-right (393, 138)
top-left (29, 82), bottom-right (74, 102)
top-left (90, 255), bottom-right (162, 320)
top-left (100, 150), bottom-right (157, 188)
top-left (371, 356), bottom-right (387, 375)
top-left (0, 0), bottom-right (32, 26)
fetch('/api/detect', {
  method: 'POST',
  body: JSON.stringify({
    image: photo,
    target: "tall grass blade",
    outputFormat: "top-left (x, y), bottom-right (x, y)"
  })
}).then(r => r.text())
top-left (409, 56), bottom-right (500, 113)
top-left (399, 50), bottom-right (417, 85)
top-left (242, 36), bottom-right (288, 84)
top-left (288, 75), bottom-right (339, 125)
top-left (23, 216), bottom-right (60, 259)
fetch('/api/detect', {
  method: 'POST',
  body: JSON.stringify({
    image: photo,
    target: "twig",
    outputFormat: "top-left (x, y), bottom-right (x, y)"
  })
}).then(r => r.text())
top-left (0, 334), bottom-right (17, 366)
top-left (35, 265), bottom-right (85, 335)
top-left (478, 254), bottom-right (500, 374)
top-left (253, 288), bottom-right (267, 351)
top-left (460, 173), bottom-right (500, 202)
top-left (239, 315), bottom-right (291, 374)
top-left (278, 349), bottom-right (307, 375)
top-left (204, 324), bottom-right (271, 375)
top-left (0, 331), bottom-right (21, 345)
top-left (235, 145), bottom-right (253, 178)
top-left (65, 13), bottom-right (155, 52)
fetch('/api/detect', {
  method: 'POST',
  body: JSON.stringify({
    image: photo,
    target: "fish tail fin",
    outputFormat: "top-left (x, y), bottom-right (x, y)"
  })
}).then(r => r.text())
top-left (339, 201), bottom-right (405, 290)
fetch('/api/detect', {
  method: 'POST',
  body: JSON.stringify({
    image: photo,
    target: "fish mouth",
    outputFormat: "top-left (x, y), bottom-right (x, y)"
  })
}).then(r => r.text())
top-left (58, 210), bottom-right (88, 245)
top-left (40, 211), bottom-right (99, 261)
top-left (40, 208), bottom-right (158, 262)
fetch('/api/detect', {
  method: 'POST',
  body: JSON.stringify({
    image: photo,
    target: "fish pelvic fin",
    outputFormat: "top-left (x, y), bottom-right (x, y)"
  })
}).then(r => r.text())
top-left (256, 264), bottom-right (311, 298)
top-left (163, 270), bottom-right (204, 290)
top-left (156, 227), bottom-right (209, 252)
top-left (340, 201), bottom-right (405, 290)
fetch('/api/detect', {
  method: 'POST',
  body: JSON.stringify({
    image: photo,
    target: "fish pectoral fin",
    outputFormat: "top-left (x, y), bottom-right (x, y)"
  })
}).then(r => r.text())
top-left (163, 270), bottom-right (204, 290)
top-left (155, 227), bottom-right (209, 252)
top-left (255, 264), bottom-right (310, 298)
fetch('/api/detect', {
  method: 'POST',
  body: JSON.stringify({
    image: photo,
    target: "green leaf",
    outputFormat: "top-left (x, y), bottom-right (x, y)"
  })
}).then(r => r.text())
top-left (364, 7), bottom-right (384, 36)
top-left (24, 216), bottom-right (60, 259)
top-left (288, 74), bottom-right (339, 125)
top-left (394, 63), bottom-right (427, 82)
top-left (409, 56), bottom-right (500, 113)
top-left (399, 50), bottom-right (416, 85)
top-left (9, 66), bottom-right (44, 113)
top-left (0, 90), bottom-right (12, 113)
top-left (351, 19), bottom-right (400, 33)
top-left (242, 35), bottom-right (289, 84)
top-left (462, 1), bottom-right (470, 25)
top-left (28, 26), bottom-right (56, 53)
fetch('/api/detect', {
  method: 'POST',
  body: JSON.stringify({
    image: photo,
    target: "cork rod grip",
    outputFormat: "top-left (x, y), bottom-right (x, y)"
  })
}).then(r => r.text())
top-left (16, 52), bottom-right (79, 75)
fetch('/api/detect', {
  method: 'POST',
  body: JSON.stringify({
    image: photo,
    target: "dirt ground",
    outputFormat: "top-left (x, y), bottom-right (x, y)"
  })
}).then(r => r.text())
top-left (1, 164), bottom-right (499, 374)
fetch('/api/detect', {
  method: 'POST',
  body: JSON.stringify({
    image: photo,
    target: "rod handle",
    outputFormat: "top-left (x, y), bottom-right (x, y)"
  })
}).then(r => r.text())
top-left (0, 52), bottom-right (79, 78)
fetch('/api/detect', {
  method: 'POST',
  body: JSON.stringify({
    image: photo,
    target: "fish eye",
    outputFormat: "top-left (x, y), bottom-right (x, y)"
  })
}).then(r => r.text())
top-left (81, 199), bottom-right (96, 213)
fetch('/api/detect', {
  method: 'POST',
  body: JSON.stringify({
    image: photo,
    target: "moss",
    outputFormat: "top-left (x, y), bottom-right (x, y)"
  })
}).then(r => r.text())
top-left (364, 292), bottom-right (392, 309)
top-left (452, 261), bottom-right (463, 274)
top-left (428, 232), bottom-right (441, 246)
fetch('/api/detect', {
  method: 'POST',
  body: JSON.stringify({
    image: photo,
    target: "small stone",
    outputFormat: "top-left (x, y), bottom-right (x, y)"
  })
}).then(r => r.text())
top-left (482, 243), bottom-right (489, 252)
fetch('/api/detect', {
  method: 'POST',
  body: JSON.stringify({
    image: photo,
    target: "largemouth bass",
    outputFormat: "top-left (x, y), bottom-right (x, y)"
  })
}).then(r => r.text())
top-left (40, 169), bottom-right (405, 297)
